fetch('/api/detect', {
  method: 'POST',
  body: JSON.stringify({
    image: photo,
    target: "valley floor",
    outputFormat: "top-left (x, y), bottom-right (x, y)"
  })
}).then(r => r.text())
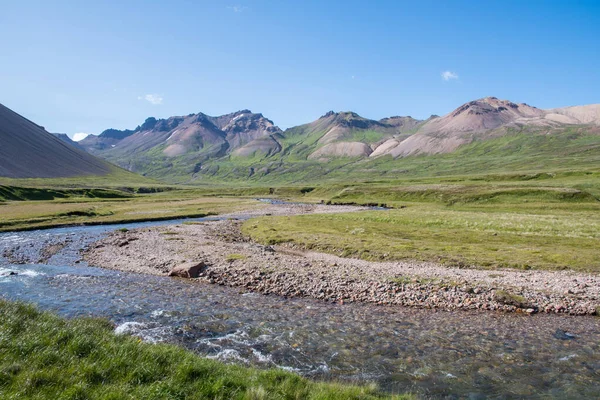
top-left (82, 203), bottom-right (599, 315)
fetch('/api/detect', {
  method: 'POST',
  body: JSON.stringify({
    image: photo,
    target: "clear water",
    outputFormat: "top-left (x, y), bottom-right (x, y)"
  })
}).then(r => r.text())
top-left (1, 220), bottom-right (599, 399)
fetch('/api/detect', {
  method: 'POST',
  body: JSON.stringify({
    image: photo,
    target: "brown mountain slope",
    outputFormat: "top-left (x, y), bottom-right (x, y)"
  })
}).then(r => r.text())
top-left (372, 97), bottom-right (600, 158)
top-left (86, 111), bottom-right (282, 173)
top-left (0, 103), bottom-right (112, 179)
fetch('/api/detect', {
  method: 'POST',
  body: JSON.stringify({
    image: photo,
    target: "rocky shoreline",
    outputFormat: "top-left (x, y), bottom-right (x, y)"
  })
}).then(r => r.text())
top-left (82, 203), bottom-right (600, 316)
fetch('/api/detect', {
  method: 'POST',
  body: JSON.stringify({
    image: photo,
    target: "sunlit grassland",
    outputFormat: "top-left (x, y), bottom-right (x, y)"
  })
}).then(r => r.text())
top-left (243, 200), bottom-right (600, 272)
top-left (0, 301), bottom-right (409, 399)
top-left (0, 191), bottom-right (264, 231)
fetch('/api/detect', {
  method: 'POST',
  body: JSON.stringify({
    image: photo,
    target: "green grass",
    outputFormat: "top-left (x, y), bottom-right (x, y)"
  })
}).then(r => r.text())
top-left (226, 253), bottom-right (248, 262)
top-left (0, 300), bottom-right (410, 399)
top-left (0, 190), bottom-right (265, 232)
top-left (243, 199), bottom-right (600, 272)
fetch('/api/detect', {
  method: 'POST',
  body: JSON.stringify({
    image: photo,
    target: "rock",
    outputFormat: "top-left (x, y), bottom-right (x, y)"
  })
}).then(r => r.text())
top-left (168, 262), bottom-right (207, 278)
top-left (553, 329), bottom-right (577, 340)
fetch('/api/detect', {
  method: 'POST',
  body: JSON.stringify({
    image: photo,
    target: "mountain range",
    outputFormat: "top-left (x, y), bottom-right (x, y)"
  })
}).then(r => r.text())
top-left (2, 97), bottom-right (599, 182)
top-left (74, 97), bottom-right (600, 182)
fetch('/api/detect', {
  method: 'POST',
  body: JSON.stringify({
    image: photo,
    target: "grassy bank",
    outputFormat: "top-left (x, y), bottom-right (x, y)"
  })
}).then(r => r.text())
top-left (243, 199), bottom-right (600, 272)
top-left (0, 190), bottom-right (264, 232)
top-left (0, 301), bottom-right (409, 399)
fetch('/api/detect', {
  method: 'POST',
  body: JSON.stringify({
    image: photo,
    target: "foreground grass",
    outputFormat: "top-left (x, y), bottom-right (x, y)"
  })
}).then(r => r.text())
top-left (0, 301), bottom-right (409, 399)
top-left (243, 200), bottom-right (600, 272)
top-left (0, 190), bottom-right (264, 231)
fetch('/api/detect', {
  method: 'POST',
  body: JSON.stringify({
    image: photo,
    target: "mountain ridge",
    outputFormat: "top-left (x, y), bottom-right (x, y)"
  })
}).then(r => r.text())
top-left (73, 97), bottom-right (600, 182)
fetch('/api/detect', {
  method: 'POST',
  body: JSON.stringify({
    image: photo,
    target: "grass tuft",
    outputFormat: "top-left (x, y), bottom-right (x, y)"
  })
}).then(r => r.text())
top-left (226, 253), bottom-right (248, 262)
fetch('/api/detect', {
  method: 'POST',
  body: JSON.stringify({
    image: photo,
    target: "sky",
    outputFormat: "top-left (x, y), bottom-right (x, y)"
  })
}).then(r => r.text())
top-left (1, 0), bottom-right (599, 140)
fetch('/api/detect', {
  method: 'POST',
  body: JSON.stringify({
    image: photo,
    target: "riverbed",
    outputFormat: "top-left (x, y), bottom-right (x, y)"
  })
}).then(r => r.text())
top-left (1, 214), bottom-right (599, 399)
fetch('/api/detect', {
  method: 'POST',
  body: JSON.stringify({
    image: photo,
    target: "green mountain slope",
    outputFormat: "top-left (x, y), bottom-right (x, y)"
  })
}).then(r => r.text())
top-left (194, 125), bottom-right (600, 185)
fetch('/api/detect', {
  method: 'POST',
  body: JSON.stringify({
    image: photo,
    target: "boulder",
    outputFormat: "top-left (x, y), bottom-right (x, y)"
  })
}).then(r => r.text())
top-left (168, 262), bottom-right (206, 278)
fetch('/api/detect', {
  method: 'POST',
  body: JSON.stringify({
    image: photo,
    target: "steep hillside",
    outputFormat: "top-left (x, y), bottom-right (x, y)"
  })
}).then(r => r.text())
top-left (0, 103), bottom-right (113, 179)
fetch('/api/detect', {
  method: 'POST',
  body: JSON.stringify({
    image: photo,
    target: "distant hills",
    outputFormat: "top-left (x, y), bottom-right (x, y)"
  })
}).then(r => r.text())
top-left (74, 97), bottom-right (600, 183)
top-left (0, 103), bottom-right (113, 179)
top-left (79, 110), bottom-right (283, 175)
top-left (2, 97), bottom-right (599, 183)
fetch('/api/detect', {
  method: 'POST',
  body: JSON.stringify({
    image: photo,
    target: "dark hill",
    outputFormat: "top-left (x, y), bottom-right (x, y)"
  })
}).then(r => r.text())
top-left (0, 103), bottom-right (113, 179)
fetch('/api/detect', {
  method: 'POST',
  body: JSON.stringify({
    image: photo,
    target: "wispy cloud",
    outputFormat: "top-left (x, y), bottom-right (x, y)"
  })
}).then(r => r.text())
top-left (228, 5), bottom-right (247, 12)
top-left (138, 94), bottom-right (163, 105)
top-left (72, 132), bottom-right (90, 142)
top-left (441, 71), bottom-right (459, 81)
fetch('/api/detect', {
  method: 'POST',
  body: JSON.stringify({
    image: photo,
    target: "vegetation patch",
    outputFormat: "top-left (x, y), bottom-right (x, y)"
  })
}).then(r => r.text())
top-left (226, 253), bottom-right (248, 262)
top-left (493, 290), bottom-right (530, 308)
top-left (0, 190), bottom-right (263, 232)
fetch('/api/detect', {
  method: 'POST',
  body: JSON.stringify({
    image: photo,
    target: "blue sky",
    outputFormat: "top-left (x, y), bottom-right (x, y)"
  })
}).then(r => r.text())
top-left (1, 0), bottom-right (599, 139)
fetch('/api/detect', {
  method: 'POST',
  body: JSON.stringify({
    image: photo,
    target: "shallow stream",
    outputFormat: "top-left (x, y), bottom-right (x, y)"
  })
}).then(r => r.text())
top-left (1, 217), bottom-right (599, 399)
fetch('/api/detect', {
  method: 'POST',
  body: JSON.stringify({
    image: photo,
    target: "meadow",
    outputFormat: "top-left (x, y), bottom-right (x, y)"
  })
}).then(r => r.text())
top-left (0, 188), bottom-right (262, 231)
top-left (244, 200), bottom-right (600, 272)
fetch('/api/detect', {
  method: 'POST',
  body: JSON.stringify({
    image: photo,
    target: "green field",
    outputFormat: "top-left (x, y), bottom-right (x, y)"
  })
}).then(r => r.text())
top-left (243, 182), bottom-right (600, 272)
top-left (0, 301), bottom-right (409, 399)
top-left (0, 188), bottom-right (263, 231)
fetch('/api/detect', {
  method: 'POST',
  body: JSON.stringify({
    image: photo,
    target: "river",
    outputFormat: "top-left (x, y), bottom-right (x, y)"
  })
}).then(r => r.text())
top-left (1, 217), bottom-right (599, 399)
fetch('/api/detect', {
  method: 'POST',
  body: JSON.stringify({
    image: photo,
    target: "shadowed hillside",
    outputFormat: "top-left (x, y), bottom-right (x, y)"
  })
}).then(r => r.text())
top-left (0, 103), bottom-right (113, 179)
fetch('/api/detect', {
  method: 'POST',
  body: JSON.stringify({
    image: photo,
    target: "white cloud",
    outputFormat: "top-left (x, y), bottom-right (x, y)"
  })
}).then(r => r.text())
top-left (138, 94), bottom-right (163, 105)
top-left (441, 71), bottom-right (459, 81)
top-left (72, 132), bottom-right (90, 142)
top-left (228, 5), bottom-right (247, 12)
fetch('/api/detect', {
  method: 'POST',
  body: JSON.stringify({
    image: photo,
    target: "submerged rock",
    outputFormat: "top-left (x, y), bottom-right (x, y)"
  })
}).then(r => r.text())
top-left (553, 329), bottom-right (577, 340)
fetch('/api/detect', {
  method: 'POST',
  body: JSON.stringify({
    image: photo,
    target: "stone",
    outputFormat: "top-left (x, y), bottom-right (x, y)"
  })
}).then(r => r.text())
top-left (168, 262), bottom-right (206, 278)
top-left (553, 329), bottom-right (577, 340)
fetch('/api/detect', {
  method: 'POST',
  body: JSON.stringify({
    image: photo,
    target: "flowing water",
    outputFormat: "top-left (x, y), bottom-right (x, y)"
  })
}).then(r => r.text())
top-left (1, 218), bottom-right (599, 399)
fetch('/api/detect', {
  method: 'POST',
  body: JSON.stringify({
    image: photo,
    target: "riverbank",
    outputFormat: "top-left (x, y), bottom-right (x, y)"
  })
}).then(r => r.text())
top-left (83, 203), bottom-right (600, 315)
top-left (0, 300), bottom-right (406, 399)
